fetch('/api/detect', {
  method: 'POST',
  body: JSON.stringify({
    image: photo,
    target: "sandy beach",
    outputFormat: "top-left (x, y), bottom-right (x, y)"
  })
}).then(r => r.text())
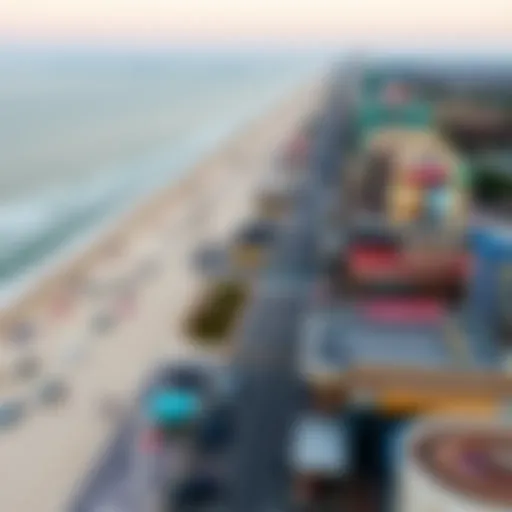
top-left (0, 79), bottom-right (321, 512)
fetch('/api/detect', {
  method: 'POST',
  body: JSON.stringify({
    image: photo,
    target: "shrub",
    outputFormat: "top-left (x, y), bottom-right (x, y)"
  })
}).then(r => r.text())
top-left (472, 166), bottom-right (512, 205)
top-left (185, 281), bottom-right (247, 343)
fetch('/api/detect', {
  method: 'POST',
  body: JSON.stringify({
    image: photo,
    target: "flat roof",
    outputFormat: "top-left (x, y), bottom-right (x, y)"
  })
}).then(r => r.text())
top-left (343, 307), bottom-right (451, 369)
top-left (300, 306), bottom-right (452, 376)
top-left (299, 310), bottom-right (350, 379)
top-left (413, 426), bottom-right (512, 508)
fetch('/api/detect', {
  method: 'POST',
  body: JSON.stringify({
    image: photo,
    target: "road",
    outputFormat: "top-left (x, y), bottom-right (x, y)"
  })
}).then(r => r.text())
top-left (229, 73), bottom-right (347, 512)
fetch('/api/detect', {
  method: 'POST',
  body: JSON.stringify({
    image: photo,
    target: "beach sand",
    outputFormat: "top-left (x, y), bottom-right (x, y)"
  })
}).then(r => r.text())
top-left (0, 79), bottom-right (322, 512)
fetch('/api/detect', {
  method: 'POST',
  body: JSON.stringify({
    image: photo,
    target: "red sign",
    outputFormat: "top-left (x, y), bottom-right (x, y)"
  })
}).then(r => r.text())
top-left (349, 246), bottom-right (471, 282)
top-left (358, 298), bottom-right (445, 323)
top-left (382, 83), bottom-right (409, 106)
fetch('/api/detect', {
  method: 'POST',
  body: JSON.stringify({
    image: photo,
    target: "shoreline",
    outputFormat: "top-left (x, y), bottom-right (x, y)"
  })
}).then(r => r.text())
top-left (0, 78), bottom-right (323, 512)
top-left (0, 73), bottom-right (322, 332)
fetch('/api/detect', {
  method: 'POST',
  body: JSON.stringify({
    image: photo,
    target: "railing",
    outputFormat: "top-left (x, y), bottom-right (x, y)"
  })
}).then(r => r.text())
top-left (345, 366), bottom-right (512, 400)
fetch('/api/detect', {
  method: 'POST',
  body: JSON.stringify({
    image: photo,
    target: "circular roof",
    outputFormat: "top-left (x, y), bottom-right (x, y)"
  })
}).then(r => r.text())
top-left (413, 427), bottom-right (512, 507)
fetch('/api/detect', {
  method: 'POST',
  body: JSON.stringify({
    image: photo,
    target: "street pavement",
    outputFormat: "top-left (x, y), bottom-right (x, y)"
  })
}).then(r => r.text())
top-left (228, 77), bottom-right (347, 512)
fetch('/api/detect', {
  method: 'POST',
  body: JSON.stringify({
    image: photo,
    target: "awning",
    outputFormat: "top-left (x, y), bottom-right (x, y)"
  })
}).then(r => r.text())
top-left (146, 390), bottom-right (201, 425)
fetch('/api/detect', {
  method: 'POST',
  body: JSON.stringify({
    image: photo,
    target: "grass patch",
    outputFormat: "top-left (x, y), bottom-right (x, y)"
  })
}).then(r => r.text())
top-left (472, 166), bottom-right (512, 205)
top-left (185, 281), bottom-right (248, 344)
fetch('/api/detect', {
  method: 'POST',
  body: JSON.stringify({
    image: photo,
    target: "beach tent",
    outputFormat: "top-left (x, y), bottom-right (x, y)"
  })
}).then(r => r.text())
top-left (146, 389), bottom-right (201, 426)
top-left (50, 293), bottom-right (74, 320)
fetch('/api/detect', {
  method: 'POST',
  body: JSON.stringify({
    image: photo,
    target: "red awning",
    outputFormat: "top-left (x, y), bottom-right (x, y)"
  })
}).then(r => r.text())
top-left (349, 246), bottom-right (403, 277)
top-left (349, 246), bottom-right (471, 281)
top-left (357, 298), bottom-right (445, 323)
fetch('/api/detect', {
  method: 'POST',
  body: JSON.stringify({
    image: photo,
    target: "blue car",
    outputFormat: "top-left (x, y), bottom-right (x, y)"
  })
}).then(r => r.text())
top-left (170, 473), bottom-right (227, 511)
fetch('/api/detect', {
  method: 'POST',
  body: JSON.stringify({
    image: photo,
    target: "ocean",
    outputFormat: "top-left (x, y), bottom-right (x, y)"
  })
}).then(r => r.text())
top-left (0, 48), bottom-right (328, 305)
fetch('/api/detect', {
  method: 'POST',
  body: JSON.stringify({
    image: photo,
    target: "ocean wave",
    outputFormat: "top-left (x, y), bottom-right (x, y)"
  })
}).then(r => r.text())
top-left (0, 63), bottom-right (319, 305)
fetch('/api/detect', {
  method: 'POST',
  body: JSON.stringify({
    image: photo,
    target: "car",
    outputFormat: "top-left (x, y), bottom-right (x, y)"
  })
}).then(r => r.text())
top-left (9, 321), bottom-right (35, 346)
top-left (195, 404), bottom-right (235, 455)
top-left (159, 364), bottom-right (210, 394)
top-left (193, 245), bottom-right (227, 276)
top-left (170, 473), bottom-right (227, 511)
top-left (211, 367), bottom-right (240, 404)
top-left (145, 388), bottom-right (202, 432)
top-left (236, 221), bottom-right (276, 247)
top-left (289, 413), bottom-right (350, 506)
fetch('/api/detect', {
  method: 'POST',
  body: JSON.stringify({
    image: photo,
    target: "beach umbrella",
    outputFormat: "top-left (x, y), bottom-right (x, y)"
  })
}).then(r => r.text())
top-left (12, 352), bottom-right (41, 382)
top-left (116, 292), bottom-right (137, 319)
top-left (8, 321), bottom-right (35, 347)
top-left (36, 377), bottom-right (69, 406)
top-left (146, 389), bottom-right (201, 426)
top-left (160, 365), bottom-right (209, 393)
top-left (50, 293), bottom-right (74, 320)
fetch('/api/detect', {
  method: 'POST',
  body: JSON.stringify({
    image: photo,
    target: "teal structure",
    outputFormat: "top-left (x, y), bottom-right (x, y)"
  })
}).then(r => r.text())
top-left (146, 389), bottom-right (201, 426)
top-left (357, 66), bottom-right (434, 148)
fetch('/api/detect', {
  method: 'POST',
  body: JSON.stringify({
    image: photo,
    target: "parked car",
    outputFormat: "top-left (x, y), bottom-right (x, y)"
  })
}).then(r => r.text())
top-left (159, 364), bottom-right (210, 394)
top-left (170, 472), bottom-right (227, 511)
top-left (211, 366), bottom-right (240, 404)
top-left (193, 244), bottom-right (228, 277)
top-left (138, 257), bottom-right (160, 281)
top-left (195, 404), bottom-right (235, 455)
top-left (289, 412), bottom-right (350, 507)
top-left (235, 221), bottom-right (277, 247)
top-left (145, 388), bottom-right (202, 438)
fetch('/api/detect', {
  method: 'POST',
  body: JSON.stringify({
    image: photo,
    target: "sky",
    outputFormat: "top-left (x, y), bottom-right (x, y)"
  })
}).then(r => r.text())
top-left (2, 0), bottom-right (512, 49)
